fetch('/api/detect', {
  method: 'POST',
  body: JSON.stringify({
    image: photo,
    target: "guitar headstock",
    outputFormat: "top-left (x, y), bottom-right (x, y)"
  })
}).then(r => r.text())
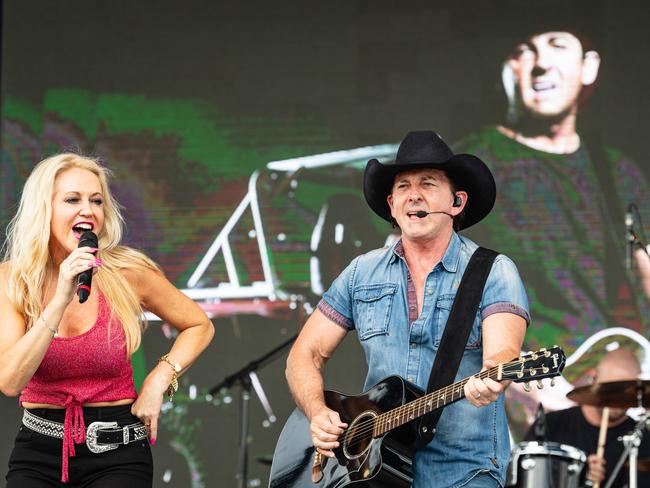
top-left (500, 346), bottom-right (565, 391)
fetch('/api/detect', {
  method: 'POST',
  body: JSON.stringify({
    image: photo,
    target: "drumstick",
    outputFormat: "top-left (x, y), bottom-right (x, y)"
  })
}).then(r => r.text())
top-left (593, 406), bottom-right (609, 488)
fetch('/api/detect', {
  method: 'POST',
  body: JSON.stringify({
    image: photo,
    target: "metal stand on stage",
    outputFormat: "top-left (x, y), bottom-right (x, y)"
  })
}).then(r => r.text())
top-left (604, 412), bottom-right (648, 488)
top-left (567, 378), bottom-right (650, 488)
top-left (209, 334), bottom-right (298, 488)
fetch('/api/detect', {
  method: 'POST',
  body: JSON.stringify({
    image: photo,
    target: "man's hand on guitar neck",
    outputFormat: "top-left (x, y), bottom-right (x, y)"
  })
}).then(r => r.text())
top-left (309, 406), bottom-right (348, 458)
top-left (465, 311), bottom-right (526, 408)
top-left (464, 359), bottom-right (504, 408)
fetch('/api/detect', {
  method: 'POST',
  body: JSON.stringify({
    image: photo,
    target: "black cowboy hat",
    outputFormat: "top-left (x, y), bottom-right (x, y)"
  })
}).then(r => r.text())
top-left (363, 130), bottom-right (496, 230)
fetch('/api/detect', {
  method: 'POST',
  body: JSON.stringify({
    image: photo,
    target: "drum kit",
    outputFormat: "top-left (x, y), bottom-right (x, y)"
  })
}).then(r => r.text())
top-left (506, 379), bottom-right (650, 488)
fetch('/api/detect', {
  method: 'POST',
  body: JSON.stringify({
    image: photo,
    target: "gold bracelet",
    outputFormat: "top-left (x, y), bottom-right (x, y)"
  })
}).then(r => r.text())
top-left (158, 354), bottom-right (181, 401)
top-left (39, 315), bottom-right (58, 338)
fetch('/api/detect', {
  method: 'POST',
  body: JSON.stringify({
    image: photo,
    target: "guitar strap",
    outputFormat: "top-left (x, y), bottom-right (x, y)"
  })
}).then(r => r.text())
top-left (415, 246), bottom-right (499, 449)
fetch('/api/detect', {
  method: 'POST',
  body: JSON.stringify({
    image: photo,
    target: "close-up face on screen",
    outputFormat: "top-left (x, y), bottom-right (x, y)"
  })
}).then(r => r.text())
top-left (1, 1), bottom-right (649, 486)
top-left (505, 31), bottom-right (595, 118)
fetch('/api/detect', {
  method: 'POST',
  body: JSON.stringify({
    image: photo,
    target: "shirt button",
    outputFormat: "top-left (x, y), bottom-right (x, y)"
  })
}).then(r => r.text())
top-left (426, 288), bottom-right (433, 295)
top-left (410, 342), bottom-right (417, 349)
top-left (407, 377), bottom-right (415, 383)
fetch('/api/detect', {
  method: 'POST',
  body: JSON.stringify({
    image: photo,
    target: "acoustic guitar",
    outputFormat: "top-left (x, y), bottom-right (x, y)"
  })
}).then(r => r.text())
top-left (269, 347), bottom-right (565, 488)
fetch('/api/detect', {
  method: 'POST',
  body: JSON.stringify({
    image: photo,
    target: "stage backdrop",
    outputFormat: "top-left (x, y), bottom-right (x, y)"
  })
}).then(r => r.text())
top-left (2, 1), bottom-right (650, 486)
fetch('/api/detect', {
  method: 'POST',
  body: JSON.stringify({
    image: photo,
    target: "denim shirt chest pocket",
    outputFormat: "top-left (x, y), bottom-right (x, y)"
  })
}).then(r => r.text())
top-left (352, 283), bottom-right (397, 340)
top-left (433, 293), bottom-right (482, 348)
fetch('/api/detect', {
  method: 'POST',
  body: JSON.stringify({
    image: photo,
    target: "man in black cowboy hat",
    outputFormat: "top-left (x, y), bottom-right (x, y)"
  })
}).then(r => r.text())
top-left (286, 130), bottom-right (529, 487)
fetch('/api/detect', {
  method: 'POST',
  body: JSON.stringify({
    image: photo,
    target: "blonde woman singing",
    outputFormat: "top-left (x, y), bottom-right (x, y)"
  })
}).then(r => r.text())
top-left (0, 154), bottom-right (214, 486)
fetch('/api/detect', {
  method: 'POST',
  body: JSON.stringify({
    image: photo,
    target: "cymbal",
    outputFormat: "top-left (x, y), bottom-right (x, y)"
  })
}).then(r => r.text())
top-left (566, 379), bottom-right (650, 408)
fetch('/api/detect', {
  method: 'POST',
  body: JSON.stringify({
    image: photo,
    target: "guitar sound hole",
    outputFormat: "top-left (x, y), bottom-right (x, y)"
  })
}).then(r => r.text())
top-left (342, 411), bottom-right (377, 460)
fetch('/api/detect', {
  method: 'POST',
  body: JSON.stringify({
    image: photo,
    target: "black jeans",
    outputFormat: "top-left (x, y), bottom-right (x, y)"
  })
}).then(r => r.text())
top-left (6, 404), bottom-right (152, 488)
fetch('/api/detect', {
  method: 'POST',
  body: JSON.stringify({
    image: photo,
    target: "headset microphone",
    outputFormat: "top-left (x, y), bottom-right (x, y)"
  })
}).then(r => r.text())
top-left (414, 195), bottom-right (461, 218)
top-left (415, 195), bottom-right (463, 219)
top-left (414, 210), bottom-right (454, 218)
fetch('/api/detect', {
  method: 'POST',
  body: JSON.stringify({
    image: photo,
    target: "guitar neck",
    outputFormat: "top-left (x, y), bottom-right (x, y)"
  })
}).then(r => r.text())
top-left (373, 365), bottom-right (502, 437)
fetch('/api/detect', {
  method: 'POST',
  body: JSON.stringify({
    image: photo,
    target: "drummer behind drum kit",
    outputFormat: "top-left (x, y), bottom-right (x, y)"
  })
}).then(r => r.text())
top-left (506, 379), bottom-right (650, 488)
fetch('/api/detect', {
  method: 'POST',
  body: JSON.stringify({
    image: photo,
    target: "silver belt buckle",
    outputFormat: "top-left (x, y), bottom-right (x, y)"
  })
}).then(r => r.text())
top-left (86, 421), bottom-right (119, 454)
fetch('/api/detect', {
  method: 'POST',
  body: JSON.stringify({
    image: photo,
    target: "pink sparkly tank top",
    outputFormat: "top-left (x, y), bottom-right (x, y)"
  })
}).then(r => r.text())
top-left (20, 289), bottom-right (138, 482)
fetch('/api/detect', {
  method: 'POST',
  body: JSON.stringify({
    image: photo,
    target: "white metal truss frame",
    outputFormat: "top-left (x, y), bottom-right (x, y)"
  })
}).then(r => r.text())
top-left (179, 143), bottom-right (399, 301)
top-left (184, 170), bottom-right (275, 300)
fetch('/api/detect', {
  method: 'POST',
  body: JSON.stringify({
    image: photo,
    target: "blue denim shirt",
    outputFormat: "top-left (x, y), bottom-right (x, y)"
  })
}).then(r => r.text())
top-left (319, 232), bottom-right (530, 488)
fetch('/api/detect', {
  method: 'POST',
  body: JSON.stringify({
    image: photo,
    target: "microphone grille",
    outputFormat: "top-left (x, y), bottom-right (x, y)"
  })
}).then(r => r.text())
top-left (79, 231), bottom-right (98, 247)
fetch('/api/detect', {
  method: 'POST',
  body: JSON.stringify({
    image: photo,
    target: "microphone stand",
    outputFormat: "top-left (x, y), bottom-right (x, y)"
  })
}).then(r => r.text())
top-left (625, 208), bottom-right (635, 271)
top-left (602, 381), bottom-right (648, 488)
top-left (209, 333), bottom-right (298, 488)
top-left (533, 403), bottom-right (547, 442)
top-left (603, 414), bottom-right (646, 488)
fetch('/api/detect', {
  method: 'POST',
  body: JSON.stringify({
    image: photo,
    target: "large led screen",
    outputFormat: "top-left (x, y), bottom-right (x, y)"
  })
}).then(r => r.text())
top-left (2, 1), bottom-right (649, 486)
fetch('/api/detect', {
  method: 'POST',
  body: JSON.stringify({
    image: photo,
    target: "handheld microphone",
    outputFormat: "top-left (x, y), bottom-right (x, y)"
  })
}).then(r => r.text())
top-left (625, 205), bottom-right (634, 271)
top-left (77, 231), bottom-right (98, 304)
top-left (414, 210), bottom-right (454, 219)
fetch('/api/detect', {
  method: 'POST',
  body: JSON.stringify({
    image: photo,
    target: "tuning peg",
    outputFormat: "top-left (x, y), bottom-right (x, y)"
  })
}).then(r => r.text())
top-left (536, 380), bottom-right (544, 390)
top-left (550, 377), bottom-right (556, 387)
top-left (523, 382), bottom-right (531, 392)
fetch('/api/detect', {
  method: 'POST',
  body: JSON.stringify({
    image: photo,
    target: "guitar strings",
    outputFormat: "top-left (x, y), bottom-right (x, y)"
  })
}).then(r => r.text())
top-left (335, 366), bottom-right (499, 447)
top-left (334, 361), bottom-right (553, 451)
top-left (337, 363), bottom-right (548, 450)
top-left (338, 363), bottom-right (553, 452)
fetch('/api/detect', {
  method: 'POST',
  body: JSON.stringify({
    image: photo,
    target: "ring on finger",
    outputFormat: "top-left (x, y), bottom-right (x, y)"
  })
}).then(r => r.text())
top-left (474, 392), bottom-right (481, 399)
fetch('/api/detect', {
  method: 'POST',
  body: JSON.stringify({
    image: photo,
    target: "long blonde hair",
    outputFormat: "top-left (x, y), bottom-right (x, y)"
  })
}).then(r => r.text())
top-left (2, 153), bottom-right (158, 356)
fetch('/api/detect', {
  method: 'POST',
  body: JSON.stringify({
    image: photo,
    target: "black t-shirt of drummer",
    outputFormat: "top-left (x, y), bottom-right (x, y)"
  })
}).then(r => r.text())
top-left (524, 406), bottom-right (650, 488)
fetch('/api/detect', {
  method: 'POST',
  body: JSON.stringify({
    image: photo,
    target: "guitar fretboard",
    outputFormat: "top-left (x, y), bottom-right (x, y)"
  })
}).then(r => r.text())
top-left (372, 367), bottom-right (500, 437)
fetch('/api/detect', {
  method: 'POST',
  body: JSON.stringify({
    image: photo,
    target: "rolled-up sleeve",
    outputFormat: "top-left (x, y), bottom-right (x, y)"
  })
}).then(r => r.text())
top-left (481, 254), bottom-right (531, 326)
top-left (317, 299), bottom-right (353, 330)
top-left (318, 256), bottom-right (359, 330)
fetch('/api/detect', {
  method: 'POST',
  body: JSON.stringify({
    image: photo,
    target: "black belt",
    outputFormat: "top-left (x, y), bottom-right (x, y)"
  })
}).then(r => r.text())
top-left (22, 409), bottom-right (148, 454)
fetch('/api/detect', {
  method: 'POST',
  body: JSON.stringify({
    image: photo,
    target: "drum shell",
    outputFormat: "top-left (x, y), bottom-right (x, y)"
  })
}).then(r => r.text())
top-left (506, 441), bottom-right (586, 488)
